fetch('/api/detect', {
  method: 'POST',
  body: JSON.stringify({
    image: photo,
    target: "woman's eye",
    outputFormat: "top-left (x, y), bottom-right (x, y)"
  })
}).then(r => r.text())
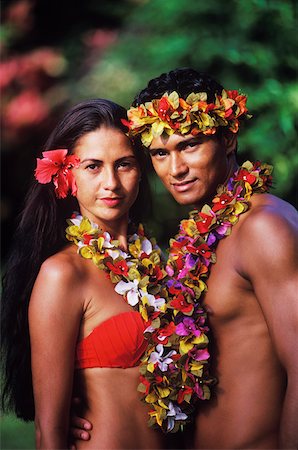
top-left (86, 163), bottom-right (99, 171)
top-left (117, 161), bottom-right (134, 170)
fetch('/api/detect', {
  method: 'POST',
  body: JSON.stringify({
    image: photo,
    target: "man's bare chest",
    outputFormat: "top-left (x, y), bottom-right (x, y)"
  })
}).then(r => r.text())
top-left (202, 232), bottom-right (256, 324)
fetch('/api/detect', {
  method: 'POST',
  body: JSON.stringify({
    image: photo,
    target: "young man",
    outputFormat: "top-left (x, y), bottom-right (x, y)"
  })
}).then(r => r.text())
top-left (71, 68), bottom-right (298, 449)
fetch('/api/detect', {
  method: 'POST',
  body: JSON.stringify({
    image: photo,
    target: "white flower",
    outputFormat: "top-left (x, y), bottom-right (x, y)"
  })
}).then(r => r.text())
top-left (141, 238), bottom-right (153, 255)
top-left (166, 402), bottom-right (188, 431)
top-left (144, 324), bottom-right (155, 334)
top-left (102, 231), bottom-right (114, 248)
top-left (69, 215), bottom-right (83, 226)
top-left (148, 344), bottom-right (176, 372)
top-left (106, 248), bottom-right (128, 260)
top-left (129, 234), bottom-right (152, 255)
top-left (115, 279), bottom-right (141, 306)
top-left (140, 292), bottom-right (165, 312)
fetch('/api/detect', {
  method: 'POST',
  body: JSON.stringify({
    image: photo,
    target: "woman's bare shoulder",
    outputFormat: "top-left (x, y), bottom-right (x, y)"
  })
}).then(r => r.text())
top-left (38, 246), bottom-right (86, 284)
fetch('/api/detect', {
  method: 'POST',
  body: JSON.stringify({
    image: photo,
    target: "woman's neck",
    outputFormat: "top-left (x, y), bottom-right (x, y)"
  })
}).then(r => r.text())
top-left (92, 215), bottom-right (130, 250)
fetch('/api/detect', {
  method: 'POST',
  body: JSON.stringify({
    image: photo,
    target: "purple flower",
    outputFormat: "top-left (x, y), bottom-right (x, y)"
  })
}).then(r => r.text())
top-left (176, 317), bottom-right (201, 337)
top-left (191, 348), bottom-right (210, 361)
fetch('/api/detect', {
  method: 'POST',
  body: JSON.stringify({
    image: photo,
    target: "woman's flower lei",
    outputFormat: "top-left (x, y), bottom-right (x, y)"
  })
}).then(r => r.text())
top-left (65, 215), bottom-right (212, 432)
top-left (65, 160), bottom-right (273, 433)
top-left (123, 90), bottom-right (251, 147)
top-left (35, 149), bottom-right (79, 198)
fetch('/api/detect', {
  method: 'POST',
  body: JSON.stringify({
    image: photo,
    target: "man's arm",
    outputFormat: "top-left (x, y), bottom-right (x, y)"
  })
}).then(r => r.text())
top-left (240, 203), bottom-right (298, 449)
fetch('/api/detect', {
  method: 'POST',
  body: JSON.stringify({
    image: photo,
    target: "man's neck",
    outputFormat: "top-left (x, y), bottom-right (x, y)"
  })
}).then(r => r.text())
top-left (194, 158), bottom-right (239, 210)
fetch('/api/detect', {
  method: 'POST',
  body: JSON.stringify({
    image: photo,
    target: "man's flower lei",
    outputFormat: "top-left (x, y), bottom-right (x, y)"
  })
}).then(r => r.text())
top-left (65, 160), bottom-right (273, 433)
top-left (123, 90), bottom-right (251, 147)
top-left (137, 160), bottom-right (272, 432)
top-left (35, 149), bottom-right (80, 198)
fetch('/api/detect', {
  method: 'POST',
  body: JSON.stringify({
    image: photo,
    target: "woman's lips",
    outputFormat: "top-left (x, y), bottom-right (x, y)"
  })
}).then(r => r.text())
top-left (100, 197), bottom-right (123, 207)
top-left (171, 179), bottom-right (197, 192)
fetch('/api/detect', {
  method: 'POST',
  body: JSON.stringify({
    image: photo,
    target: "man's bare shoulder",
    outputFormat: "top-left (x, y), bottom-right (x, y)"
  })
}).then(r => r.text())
top-left (237, 193), bottom-right (298, 266)
top-left (240, 193), bottom-right (297, 236)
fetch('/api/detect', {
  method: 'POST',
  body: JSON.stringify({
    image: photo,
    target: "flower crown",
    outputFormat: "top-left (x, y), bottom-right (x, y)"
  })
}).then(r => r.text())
top-left (35, 149), bottom-right (80, 198)
top-left (122, 89), bottom-right (251, 147)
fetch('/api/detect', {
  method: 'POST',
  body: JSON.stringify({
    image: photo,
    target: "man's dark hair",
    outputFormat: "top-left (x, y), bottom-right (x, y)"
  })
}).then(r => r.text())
top-left (133, 67), bottom-right (225, 106)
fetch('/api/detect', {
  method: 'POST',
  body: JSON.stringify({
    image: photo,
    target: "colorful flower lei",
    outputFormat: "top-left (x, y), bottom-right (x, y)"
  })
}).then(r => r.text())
top-left (138, 160), bottom-right (273, 431)
top-left (65, 160), bottom-right (273, 433)
top-left (35, 149), bottom-right (79, 198)
top-left (65, 215), bottom-right (212, 432)
top-left (123, 90), bottom-right (251, 147)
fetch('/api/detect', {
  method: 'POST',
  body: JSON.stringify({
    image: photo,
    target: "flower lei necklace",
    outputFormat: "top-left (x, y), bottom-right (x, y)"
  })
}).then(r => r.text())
top-left (65, 216), bottom-right (212, 432)
top-left (65, 160), bottom-right (273, 433)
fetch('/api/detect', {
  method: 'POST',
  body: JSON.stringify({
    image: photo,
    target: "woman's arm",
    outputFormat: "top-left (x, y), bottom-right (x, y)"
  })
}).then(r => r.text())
top-left (29, 254), bottom-right (83, 449)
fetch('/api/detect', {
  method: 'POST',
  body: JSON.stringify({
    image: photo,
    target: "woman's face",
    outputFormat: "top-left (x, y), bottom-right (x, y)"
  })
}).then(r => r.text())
top-left (72, 126), bottom-right (141, 228)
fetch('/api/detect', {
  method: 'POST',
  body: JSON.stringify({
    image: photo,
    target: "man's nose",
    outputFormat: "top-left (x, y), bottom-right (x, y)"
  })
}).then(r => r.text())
top-left (169, 153), bottom-right (188, 178)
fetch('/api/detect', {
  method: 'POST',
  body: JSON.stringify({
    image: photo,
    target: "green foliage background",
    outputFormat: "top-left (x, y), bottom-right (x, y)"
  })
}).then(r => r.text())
top-left (1, 0), bottom-right (297, 448)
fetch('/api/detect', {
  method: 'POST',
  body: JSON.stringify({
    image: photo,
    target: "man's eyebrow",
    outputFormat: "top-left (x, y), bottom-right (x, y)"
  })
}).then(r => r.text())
top-left (149, 137), bottom-right (202, 154)
top-left (176, 137), bottom-right (202, 149)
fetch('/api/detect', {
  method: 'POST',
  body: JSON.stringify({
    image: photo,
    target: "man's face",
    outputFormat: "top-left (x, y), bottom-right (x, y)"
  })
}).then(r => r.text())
top-left (149, 133), bottom-right (235, 208)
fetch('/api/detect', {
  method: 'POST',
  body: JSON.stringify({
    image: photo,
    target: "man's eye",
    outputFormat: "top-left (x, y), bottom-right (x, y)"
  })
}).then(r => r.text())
top-left (186, 141), bottom-right (198, 149)
top-left (151, 150), bottom-right (167, 158)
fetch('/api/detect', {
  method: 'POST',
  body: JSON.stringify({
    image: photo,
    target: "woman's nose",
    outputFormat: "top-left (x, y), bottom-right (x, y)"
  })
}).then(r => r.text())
top-left (102, 167), bottom-right (119, 190)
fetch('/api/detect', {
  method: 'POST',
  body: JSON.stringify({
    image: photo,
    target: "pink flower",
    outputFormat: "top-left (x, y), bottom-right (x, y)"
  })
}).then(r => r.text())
top-left (4, 90), bottom-right (49, 128)
top-left (176, 317), bottom-right (201, 337)
top-left (35, 149), bottom-right (80, 198)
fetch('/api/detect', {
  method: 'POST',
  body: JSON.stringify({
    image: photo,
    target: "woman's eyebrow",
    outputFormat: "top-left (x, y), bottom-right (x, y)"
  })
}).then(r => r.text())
top-left (79, 155), bottom-right (137, 164)
top-left (79, 158), bottom-right (102, 164)
top-left (115, 155), bottom-right (137, 163)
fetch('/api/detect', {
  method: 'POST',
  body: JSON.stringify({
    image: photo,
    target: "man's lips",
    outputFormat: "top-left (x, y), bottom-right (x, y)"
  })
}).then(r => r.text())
top-left (171, 179), bottom-right (197, 192)
top-left (100, 197), bottom-right (123, 206)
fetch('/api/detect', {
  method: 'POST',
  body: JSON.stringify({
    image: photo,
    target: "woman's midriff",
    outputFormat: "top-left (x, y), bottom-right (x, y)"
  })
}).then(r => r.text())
top-left (74, 366), bottom-right (164, 449)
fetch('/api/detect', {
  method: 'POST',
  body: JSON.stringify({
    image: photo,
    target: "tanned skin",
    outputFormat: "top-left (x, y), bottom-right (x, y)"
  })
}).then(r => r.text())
top-left (70, 132), bottom-right (298, 449)
top-left (29, 128), bottom-right (163, 449)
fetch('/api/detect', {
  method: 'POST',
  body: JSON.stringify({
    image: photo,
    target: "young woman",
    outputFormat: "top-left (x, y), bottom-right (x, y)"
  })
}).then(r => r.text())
top-left (1, 99), bottom-right (163, 449)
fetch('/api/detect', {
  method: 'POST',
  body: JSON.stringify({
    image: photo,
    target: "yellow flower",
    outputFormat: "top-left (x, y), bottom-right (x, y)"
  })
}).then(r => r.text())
top-left (149, 405), bottom-right (166, 427)
top-left (146, 392), bottom-right (158, 403)
top-left (190, 361), bottom-right (204, 377)
top-left (157, 386), bottom-right (171, 398)
top-left (79, 246), bottom-right (95, 259)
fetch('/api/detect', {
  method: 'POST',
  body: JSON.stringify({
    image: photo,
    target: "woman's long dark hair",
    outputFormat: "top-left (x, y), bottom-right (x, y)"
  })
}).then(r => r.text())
top-left (1, 98), bottom-right (151, 421)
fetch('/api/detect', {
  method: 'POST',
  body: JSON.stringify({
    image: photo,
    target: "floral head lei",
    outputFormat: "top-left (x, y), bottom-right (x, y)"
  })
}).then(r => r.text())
top-left (122, 89), bottom-right (251, 147)
top-left (65, 160), bottom-right (273, 433)
top-left (35, 149), bottom-right (80, 198)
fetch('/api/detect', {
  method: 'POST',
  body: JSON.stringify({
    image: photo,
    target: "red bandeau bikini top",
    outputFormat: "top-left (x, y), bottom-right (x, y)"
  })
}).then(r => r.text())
top-left (75, 311), bottom-right (147, 369)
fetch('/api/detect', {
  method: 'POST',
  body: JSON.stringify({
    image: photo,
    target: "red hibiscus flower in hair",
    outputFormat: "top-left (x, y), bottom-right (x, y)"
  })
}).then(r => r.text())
top-left (35, 149), bottom-right (80, 199)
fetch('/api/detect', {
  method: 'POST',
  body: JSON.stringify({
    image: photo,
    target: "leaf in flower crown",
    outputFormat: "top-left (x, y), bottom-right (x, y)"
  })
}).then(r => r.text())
top-left (168, 91), bottom-right (180, 109)
top-left (141, 130), bottom-right (153, 147)
top-left (152, 120), bottom-right (166, 137)
top-left (186, 92), bottom-right (207, 104)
